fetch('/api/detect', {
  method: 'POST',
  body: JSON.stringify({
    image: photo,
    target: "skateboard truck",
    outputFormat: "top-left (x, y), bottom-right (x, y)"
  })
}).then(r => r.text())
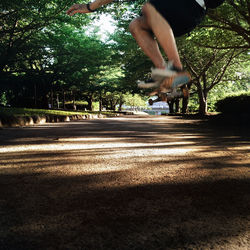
top-left (148, 84), bottom-right (189, 105)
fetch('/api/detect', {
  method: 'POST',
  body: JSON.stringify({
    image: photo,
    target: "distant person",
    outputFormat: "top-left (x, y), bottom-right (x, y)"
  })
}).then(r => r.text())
top-left (67, 0), bottom-right (225, 93)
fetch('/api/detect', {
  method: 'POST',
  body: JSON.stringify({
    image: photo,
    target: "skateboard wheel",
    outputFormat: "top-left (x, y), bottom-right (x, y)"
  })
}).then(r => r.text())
top-left (148, 99), bottom-right (154, 105)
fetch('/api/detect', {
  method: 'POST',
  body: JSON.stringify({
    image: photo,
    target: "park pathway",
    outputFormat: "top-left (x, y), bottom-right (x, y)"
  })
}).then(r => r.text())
top-left (0, 116), bottom-right (249, 249)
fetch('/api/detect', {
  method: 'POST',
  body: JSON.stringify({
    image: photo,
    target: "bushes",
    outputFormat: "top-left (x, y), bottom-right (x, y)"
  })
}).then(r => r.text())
top-left (215, 93), bottom-right (250, 114)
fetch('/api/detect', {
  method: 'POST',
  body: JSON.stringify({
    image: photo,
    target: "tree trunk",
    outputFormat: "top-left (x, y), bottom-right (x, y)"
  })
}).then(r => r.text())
top-left (110, 100), bottom-right (116, 111)
top-left (72, 94), bottom-right (76, 110)
top-left (182, 87), bottom-right (189, 114)
top-left (168, 101), bottom-right (174, 113)
top-left (182, 96), bottom-right (189, 114)
top-left (99, 97), bottom-right (102, 112)
top-left (50, 89), bottom-right (53, 109)
top-left (56, 94), bottom-right (59, 109)
top-left (198, 90), bottom-right (207, 115)
top-left (118, 96), bottom-right (124, 112)
top-left (63, 91), bottom-right (66, 110)
top-left (34, 83), bottom-right (37, 108)
top-left (175, 99), bottom-right (180, 113)
top-left (87, 95), bottom-right (93, 111)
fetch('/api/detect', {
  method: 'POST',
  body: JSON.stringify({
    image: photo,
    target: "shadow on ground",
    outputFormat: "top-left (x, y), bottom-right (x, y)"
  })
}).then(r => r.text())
top-left (0, 117), bottom-right (249, 249)
top-left (0, 116), bottom-right (250, 145)
top-left (0, 172), bottom-right (249, 250)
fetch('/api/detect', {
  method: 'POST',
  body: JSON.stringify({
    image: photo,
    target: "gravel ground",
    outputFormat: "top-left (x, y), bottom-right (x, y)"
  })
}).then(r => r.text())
top-left (0, 116), bottom-right (249, 250)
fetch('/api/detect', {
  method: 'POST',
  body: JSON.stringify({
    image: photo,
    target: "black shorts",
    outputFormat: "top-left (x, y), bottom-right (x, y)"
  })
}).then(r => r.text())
top-left (149, 0), bottom-right (206, 37)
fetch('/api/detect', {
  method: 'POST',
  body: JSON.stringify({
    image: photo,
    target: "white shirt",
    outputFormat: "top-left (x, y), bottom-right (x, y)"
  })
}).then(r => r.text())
top-left (195, 0), bottom-right (206, 9)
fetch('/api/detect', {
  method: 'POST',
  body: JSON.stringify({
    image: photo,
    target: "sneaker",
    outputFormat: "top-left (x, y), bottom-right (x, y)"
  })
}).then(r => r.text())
top-left (151, 61), bottom-right (184, 80)
top-left (137, 78), bottom-right (161, 89)
top-left (160, 72), bottom-right (191, 93)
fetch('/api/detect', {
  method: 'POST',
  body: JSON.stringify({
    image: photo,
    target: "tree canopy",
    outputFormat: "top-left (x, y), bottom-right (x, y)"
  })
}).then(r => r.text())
top-left (0, 0), bottom-right (249, 114)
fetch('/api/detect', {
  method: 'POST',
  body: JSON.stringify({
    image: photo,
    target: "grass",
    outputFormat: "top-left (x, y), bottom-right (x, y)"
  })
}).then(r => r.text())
top-left (0, 107), bottom-right (114, 117)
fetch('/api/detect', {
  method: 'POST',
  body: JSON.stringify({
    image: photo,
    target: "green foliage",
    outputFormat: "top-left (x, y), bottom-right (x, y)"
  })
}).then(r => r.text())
top-left (203, 0), bottom-right (249, 49)
top-left (0, 107), bottom-right (88, 117)
top-left (188, 78), bottom-right (249, 113)
top-left (207, 78), bottom-right (249, 111)
top-left (0, 0), bottom-right (249, 113)
top-left (0, 0), bottom-right (112, 109)
top-left (0, 0), bottom-right (87, 70)
top-left (215, 92), bottom-right (250, 114)
top-left (0, 92), bottom-right (7, 106)
top-left (122, 93), bottom-right (147, 108)
top-left (187, 95), bottom-right (200, 113)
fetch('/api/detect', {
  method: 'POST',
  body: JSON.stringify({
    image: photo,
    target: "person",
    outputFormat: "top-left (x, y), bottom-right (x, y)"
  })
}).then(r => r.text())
top-left (67, 0), bottom-right (225, 94)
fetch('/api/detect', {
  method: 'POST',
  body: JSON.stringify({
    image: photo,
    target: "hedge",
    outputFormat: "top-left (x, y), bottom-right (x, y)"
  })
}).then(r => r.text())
top-left (215, 93), bottom-right (250, 114)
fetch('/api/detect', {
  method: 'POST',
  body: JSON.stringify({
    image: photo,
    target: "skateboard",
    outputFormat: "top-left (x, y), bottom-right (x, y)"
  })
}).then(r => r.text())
top-left (148, 85), bottom-right (189, 106)
top-left (138, 73), bottom-right (191, 105)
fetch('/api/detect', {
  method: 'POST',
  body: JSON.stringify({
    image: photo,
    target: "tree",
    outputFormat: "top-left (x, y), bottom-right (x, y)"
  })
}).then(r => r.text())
top-left (202, 0), bottom-right (250, 49)
top-left (179, 0), bottom-right (249, 114)
top-left (180, 44), bottom-right (246, 114)
top-left (1, 0), bottom-right (249, 114)
top-left (107, 1), bottom-right (249, 115)
top-left (0, 2), bottom-right (110, 109)
top-left (0, 0), bottom-right (84, 73)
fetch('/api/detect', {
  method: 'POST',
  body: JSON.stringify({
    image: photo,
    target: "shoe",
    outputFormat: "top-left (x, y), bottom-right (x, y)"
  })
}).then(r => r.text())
top-left (137, 78), bottom-right (161, 89)
top-left (160, 72), bottom-right (191, 93)
top-left (151, 61), bottom-right (184, 81)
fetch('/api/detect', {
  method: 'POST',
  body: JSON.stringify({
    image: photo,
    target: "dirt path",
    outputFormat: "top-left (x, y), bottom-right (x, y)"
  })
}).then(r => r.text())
top-left (0, 116), bottom-right (249, 250)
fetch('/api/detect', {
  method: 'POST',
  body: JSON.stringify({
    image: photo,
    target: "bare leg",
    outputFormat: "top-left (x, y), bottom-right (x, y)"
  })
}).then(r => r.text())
top-left (129, 16), bottom-right (165, 69)
top-left (129, 3), bottom-right (182, 70)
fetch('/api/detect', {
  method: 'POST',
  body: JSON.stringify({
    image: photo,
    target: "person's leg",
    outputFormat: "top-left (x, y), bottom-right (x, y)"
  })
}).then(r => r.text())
top-left (129, 3), bottom-right (183, 70)
top-left (129, 16), bottom-right (165, 69)
top-left (142, 3), bottom-right (182, 70)
top-left (131, 2), bottom-right (190, 91)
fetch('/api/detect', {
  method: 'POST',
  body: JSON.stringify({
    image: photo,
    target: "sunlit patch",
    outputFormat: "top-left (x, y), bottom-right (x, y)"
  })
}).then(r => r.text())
top-left (0, 141), bottom-right (195, 154)
top-left (58, 137), bottom-right (129, 142)
top-left (98, 147), bottom-right (195, 159)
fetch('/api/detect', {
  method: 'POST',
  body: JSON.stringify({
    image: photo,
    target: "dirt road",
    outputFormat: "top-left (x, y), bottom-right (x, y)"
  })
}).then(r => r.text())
top-left (0, 116), bottom-right (249, 249)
